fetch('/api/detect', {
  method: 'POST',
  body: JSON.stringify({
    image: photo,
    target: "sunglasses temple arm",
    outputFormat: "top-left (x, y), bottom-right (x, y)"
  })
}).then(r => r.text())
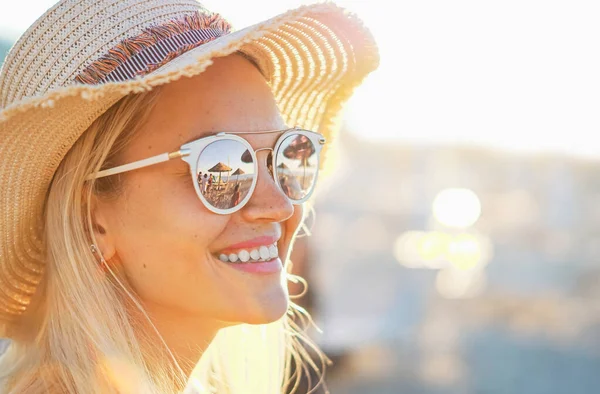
top-left (85, 150), bottom-right (189, 180)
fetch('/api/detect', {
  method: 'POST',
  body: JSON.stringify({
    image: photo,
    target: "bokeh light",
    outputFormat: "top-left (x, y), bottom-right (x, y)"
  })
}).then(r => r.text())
top-left (416, 231), bottom-right (451, 267)
top-left (393, 231), bottom-right (427, 268)
top-left (433, 188), bottom-right (482, 228)
top-left (446, 233), bottom-right (492, 271)
top-left (394, 231), bottom-right (493, 271)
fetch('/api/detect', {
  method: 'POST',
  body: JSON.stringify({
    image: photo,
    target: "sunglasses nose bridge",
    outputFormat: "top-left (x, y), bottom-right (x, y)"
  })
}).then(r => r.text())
top-left (254, 147), bottom-right (274, 165)
top-left (254, 147), bottom-right (273, 154)
top-left (253, 147), bottom-right (275, 179)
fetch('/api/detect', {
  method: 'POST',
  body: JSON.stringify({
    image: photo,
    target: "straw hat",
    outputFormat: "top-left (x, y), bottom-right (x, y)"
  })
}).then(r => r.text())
top-left (0, 0), bottom-right (378, 337)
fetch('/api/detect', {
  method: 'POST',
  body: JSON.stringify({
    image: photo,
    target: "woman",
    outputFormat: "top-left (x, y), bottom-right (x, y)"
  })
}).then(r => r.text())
top-left (0, 0), bottom-right (378, 393)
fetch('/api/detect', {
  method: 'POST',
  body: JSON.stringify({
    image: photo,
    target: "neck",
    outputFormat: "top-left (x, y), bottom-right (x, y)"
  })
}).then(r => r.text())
top-left (142, 302), bottom-right (226, 379)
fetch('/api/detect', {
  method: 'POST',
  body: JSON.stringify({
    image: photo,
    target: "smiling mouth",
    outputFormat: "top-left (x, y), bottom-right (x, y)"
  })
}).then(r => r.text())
top-left (216, 242), bottom-right (279, 263)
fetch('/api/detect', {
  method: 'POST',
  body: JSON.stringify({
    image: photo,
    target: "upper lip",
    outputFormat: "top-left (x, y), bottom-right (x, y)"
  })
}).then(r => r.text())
top-left (218, 235), bottom-right (280, 254)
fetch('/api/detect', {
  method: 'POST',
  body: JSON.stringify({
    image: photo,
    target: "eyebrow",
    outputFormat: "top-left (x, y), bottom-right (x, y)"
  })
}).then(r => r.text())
top-left (235, 50), bottom-right (267, 80)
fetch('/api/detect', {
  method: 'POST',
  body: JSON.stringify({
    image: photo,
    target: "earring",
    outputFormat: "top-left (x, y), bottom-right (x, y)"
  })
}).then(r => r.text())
top-left (90, 244), bottom-right (109, 273)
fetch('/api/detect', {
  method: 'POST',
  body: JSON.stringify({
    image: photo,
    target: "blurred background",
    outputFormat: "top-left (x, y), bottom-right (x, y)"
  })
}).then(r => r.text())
top-left (3, 1), bottom-right (600, 393)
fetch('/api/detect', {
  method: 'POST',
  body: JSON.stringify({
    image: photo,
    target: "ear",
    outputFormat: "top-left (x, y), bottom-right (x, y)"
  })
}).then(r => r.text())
top-left (89, 193), bottom-right (117, 261)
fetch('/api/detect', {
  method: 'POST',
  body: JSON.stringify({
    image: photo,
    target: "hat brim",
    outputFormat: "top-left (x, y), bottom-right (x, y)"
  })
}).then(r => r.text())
top-left (0, 2), bottom-right (378, 335)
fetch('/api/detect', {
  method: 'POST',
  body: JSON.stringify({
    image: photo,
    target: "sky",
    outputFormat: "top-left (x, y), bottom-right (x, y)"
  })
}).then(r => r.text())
top-left (1, 0), bottom-right (600, 157)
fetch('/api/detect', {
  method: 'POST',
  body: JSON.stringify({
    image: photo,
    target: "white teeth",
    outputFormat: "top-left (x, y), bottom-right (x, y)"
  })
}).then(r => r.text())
top-left (269, 245), bottom-right (278, 259)
top-left (259, 246), bottom-right (270, 260)
top-left (218, 243), bottom-right (278, 263)
top-left (238, 250), bottom-right (250, 262)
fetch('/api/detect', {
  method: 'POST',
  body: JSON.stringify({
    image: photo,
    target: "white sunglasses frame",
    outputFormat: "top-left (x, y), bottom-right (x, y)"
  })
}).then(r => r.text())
top-left (86, 127), bottom-right (326, 215)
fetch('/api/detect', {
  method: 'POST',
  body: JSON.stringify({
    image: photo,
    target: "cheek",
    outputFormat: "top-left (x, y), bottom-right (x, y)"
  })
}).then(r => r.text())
top-left (110, 175), bottom-right (227, 288)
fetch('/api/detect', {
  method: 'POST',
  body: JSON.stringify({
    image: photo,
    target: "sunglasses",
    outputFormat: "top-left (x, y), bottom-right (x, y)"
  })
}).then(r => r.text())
top-left (87, 127), bottom-right (326, 214)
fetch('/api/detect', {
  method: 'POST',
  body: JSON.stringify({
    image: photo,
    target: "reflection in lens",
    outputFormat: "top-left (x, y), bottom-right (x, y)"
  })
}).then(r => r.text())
top-left (276, 134), bottom-right (318, 200)
top-left (196, 139), bottom-right (255, 210)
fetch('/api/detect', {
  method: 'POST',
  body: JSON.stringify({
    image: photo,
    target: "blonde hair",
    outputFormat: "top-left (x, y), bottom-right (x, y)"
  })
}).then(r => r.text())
top-left (0, 85), bottom-right (327, 393)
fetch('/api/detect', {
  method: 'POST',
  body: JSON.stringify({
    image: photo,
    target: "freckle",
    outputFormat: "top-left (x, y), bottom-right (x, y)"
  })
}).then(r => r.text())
top-left (148, 145), bottom-right (152, 150)
top-left (143, 264), bottom-right (147, 268)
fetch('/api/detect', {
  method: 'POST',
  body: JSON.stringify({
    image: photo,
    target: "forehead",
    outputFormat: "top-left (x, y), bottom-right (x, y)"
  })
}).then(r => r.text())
top-left (134, 54), bottom-right (285, 151)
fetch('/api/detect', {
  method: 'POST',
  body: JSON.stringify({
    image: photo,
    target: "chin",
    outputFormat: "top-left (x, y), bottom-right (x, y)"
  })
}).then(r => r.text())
top-left (241, 290), bottom-right (290, 325)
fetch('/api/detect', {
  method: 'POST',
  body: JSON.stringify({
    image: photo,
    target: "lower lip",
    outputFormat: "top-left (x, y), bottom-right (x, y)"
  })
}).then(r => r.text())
top-left (220, 257), bottom-right (283, 274)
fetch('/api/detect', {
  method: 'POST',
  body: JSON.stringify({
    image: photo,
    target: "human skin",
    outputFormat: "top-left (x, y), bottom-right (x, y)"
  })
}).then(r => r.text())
top-left (91, 54), bottom-right (304, 371)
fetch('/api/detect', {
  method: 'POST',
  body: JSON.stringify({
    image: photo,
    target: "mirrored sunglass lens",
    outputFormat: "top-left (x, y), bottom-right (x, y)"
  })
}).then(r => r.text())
top-left (275, 133), bottom-right (318, 201)
top-left (196, 139), bottom-right (255, 210)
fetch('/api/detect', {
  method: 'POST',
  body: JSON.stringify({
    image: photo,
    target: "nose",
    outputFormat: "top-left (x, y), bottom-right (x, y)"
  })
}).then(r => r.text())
top-left (240, 150), bottom-right (294, 223)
